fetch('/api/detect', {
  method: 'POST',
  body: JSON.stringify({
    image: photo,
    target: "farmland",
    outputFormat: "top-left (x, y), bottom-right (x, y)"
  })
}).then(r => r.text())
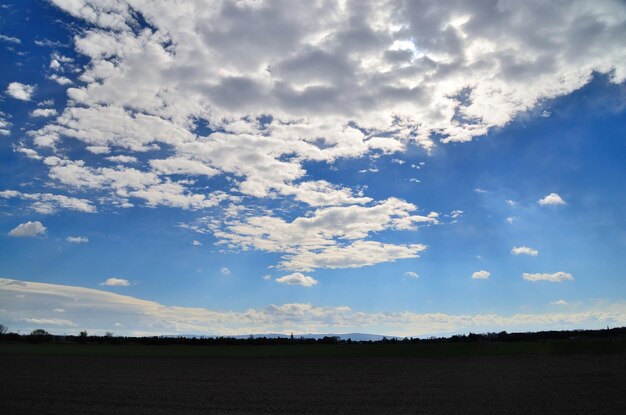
top-left (1, 339), bottom-right (625, 414)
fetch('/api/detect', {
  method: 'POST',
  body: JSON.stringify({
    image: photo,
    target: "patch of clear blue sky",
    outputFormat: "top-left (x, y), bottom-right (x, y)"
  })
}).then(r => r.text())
top-left (0, 1), bottom-right (625, 315)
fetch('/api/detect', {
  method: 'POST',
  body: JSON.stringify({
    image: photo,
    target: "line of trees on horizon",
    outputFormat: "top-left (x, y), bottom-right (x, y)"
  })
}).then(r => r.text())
top-left (1, 324), bottom-right (625, 346)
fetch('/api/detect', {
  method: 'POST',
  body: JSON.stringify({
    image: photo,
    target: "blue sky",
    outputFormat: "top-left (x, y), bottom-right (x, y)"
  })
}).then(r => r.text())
top-left (1, 0), bottom-right (626, 336)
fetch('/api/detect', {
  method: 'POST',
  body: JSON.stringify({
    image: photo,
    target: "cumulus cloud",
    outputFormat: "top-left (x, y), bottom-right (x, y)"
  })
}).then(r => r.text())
top-left (511, 246), bottom-right (539, 256)
top-left (22, 1), bottom-right (625, 212)
top-left (211, 198), bottom-right (434, 271)
top-left (472, 270), bottom-right (490, 280)
top-left (14, 0), bottom-right (626, 274)
top-left (66, 236), bottom-right (89, 243)
top-left (31, 108), bottom-right (58, 118)
top-left (191, 240), bottom-right (202, 246)
top-left (8, 221), bottom-right (47, 237)
top-left (105, 155), bottom-right (137, 164)
top-left (538, 193), bottom-right (566, 206)
top-left (100, 277), bottom-right (130, 286)
top-left (0, 112), bottom-right (11, 136)
top-left (404, 271), bottom-right (419, 279)
top-left (48, 74), bottom-right (73, 85)
top-left (6, 82), bottom-right (35, 101)
top-left (0, 190), bottom-right (96, 214)
top-left (523, 272), bottom-right (574, 282)
top-left (275, 272), bottom-right (318, 287)
top-left (3, 278), bottom-right (625, 337)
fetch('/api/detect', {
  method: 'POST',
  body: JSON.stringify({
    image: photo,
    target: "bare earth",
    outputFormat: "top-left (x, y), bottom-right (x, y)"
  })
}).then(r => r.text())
top-left (1, 354), bottom-right (625, 414)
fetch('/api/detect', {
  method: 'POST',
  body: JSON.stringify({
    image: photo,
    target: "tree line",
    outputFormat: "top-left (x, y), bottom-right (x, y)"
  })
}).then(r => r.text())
top-left (1, 324), bottom-right (625, 346)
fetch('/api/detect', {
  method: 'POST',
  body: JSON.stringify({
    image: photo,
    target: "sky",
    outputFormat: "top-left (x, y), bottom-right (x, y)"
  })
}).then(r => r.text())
top-left (1, 0), bottom-right (626, 337)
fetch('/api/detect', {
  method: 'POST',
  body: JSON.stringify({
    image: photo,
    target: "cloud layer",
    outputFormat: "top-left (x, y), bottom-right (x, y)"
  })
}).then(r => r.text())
top-left (9, 0), bottom-right (626, 273)
top-left (2, 278), bottom-right (624, 337)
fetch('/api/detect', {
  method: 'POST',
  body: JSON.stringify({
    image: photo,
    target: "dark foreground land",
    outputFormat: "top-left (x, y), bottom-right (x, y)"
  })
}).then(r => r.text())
top-left (1, 350), bottom-right (626, 414)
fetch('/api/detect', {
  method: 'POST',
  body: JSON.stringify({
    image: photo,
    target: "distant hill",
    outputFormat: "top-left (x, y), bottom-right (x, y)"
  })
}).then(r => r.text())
top-left (165, 333), bottom-right (400, 341)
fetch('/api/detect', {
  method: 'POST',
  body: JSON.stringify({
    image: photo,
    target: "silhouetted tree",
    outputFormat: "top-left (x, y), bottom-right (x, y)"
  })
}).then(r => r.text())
top-left (0, 324), bottom-right (8, 334)
top-left (30, 329), bottom-right (50, 336)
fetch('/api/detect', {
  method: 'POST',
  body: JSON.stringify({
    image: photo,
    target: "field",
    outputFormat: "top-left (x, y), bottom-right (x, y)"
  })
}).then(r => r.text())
top-left (2, 342), bottom-right (626, 414)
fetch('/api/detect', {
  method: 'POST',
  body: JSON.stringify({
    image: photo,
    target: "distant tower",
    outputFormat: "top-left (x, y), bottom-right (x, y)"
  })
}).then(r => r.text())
top-left (290, 332), bottom-right (294, 340)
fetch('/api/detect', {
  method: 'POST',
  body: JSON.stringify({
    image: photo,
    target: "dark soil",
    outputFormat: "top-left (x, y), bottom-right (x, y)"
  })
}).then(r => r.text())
top-left (1, 353), bottom-right (625, 414)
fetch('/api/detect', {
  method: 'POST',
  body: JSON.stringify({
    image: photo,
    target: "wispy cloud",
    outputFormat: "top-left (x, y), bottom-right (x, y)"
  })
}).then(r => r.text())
top-left (2, 278), bottom-right (624, 337)
top-left (511, 246), bottom-right (539, 256)
top-left (523, 272), bottom-right (574, 282)
top-left (0, 190), bottom-right (96, 214)
top-left (66, 236), bottom-right (89, 244)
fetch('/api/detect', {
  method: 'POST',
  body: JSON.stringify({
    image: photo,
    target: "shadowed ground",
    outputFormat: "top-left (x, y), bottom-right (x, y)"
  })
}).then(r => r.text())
top-left (1, 353), bottom-right (625, 414)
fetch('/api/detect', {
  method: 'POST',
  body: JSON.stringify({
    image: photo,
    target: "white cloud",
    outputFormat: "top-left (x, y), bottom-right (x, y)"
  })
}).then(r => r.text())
top-left (106, 155), bottom-right (137, 164)
top-left (150, 157), bottom-right (219, 178)
top-left (48, 74), bottom-right (73, 85)
top-left (100, 277), bottom-right (130, 286)
top-left (12, 0), bottom-right (626, 280)
top-left (282, 180), bottom-right (372, 207)
top-left (404, 271), bottom-right (419, 279)
top-left (538, 193), bottom-right (566, 206)
top-left (220, 267), bottom-right (231, 276)
top-left (3, 278), bottom-right (626, 337)
top-left (474, 188), bottom-right (488, 194)
top-left (19, 318), bottom-right (76, 326)
top-left (6, 82), bottom-right (35, 101)
top-left (505, 199), bottom-right (517, 206)
top-left (31, 108), bottom-right (58, 118)
top-left (450, 210), bottom-right (463, 219)
top-left (506, 217), bottom-right (516, 224)
top-left (86, 146), bottom-right (110, 154)
top-left (0, 190), bottom-right (96, 214)
top-left (261, 274), bottom-right (272, 281)
top-left (42, 157), bottom-right (229, 210)
top-left (8, 221), bottom-right (47, 237)
top-left (275, 272), bottom-right (318, 287)
top-left (0, 34), bottom-right (21, 44)
top-left (15, 147), bottom-right (42, 160)
top-left (66, 236), bottom-right (89, 244)
top-left (471, 270), bottom-right (490, 280)
top-left (523, 272), bottom-right (574, 282)
top-left (279, 241), bottom-right (428, 272)
top-left (212, 198), bottom-right (434, 271)
top-left (0, 112), bottom-right (11, 136)
top-left (191, 240), bottom-right (202, 246)
top-left (511, 246), bottom-right (539, 256)
top-left (551, 300), bottom-right (569, 306)
top-left (20, 0), bottom-right (625, 225)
